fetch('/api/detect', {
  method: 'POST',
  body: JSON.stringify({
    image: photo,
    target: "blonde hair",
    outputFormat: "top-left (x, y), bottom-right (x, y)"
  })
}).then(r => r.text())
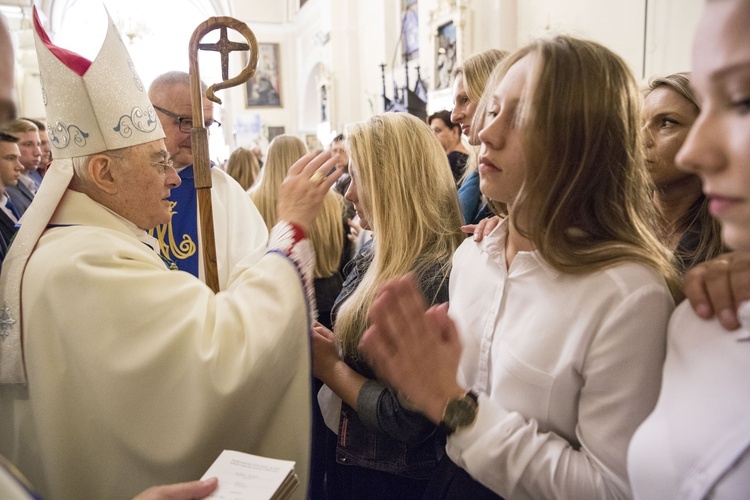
top-left (483, 36), bottom-right (682, 298)
top-left (314, 191), bottom-right (345, 278)
top-left (250, 135), bottom-right (307, 227)
top-left (453, 49), bottom-right (509, 103)
top-left (249, 135), bottom-right (344, 279)
top-left (453, 49), bottom-right (508, 185)
top-left (645, 72), bottom-right (698, 110)
top-left (644, 72), bottom-right (725, 270)
top-left (226, 147), bottom-right (260, 190)
top-left (335, 113), bottom-right (464, 356)
top-left (1, 118), bottom-right (39, 135)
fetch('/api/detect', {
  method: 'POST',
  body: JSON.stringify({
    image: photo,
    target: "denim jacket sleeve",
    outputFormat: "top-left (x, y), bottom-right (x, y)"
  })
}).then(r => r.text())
top-left (353, 261), bottom-right (451, 445)
top-left (356, 379), bottom-right (437, 445)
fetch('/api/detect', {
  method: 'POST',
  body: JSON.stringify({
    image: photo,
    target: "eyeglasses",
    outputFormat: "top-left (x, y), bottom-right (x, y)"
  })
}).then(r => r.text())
top-left (106, 154), bottom-right (175, 175)
top-left (153, 105), bottom-right (221, 134)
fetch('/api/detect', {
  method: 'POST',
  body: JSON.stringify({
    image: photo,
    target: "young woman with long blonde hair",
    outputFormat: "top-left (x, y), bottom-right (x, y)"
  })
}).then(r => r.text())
top-left (249, 135), bottom-right (345, 325)
top-left (451, 49), bottom-right (508, 224)
top-left (311, 112), bottom-right (463, 498)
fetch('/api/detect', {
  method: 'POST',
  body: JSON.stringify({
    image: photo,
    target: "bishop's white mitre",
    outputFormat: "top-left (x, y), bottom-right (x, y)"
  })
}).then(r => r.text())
top-left (0, 6), bottom-right (165, 384)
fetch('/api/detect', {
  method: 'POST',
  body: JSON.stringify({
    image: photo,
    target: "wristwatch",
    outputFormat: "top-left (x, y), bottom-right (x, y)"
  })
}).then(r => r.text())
top-left (439, 390), bottom-right (479, 435)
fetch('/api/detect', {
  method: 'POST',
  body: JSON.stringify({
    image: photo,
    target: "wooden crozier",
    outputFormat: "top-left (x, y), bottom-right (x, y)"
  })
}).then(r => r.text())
top-left (188, 17), bottom-right (259, 292)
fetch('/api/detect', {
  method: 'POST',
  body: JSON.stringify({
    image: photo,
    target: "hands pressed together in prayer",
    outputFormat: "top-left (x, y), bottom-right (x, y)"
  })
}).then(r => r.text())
top-left (277, 150), bottom-right (344, 233)
top-left (330, 215), bottom-right (750, 437)
top-left (359, 274), bottom-right (466, 425)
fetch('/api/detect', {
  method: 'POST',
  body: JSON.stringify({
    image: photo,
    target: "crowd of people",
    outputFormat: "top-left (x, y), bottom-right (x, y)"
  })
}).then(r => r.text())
top-left (0, 0), bottom-right (749, 499)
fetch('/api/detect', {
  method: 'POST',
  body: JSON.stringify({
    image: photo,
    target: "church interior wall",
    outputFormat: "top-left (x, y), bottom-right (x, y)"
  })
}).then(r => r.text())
top-left (232, 0), bottom-right (286, 24)
top-left (2, 0), bottom-right (704, 158)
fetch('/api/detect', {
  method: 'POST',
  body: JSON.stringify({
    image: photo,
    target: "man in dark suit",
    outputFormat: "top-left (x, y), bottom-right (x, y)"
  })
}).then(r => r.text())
top-left (1, 119), bottom-right (40, 216)
top-left (0, 131), bottom-right (23, 247)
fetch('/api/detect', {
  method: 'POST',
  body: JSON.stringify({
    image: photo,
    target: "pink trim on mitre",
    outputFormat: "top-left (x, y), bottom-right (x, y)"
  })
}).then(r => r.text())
top-left (33, 6), bottom-right (91, 77)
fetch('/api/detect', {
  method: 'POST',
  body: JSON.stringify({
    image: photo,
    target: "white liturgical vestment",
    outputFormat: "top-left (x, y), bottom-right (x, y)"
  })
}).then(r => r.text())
top-left (0, 190), bottom-right (313, 499)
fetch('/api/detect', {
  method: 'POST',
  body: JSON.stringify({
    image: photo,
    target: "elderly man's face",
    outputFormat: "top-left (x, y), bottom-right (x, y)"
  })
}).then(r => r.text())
top-left (151, 83), bottom-right (213, 170)
top-left (109, 139), bottom-right (181, 230)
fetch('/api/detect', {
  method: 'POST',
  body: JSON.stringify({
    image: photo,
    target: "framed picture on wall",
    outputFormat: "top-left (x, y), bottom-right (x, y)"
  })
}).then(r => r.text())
top-left (402, 0), bottom-right (419, 61)
top-left (435, 21), bottom-right (456, 90)
top-left (267, 126), bottom-right (285, 141)
top-left (305, 134), bottom-right (323, 152)
top-left (246, 43), bottom-right (282, 108)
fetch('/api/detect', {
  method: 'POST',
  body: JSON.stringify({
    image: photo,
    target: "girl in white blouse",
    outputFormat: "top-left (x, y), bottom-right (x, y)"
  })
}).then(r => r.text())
top-left (359, 35), bottom-right (681, 499)
top-left (627, 1), bottom-right (750, 497)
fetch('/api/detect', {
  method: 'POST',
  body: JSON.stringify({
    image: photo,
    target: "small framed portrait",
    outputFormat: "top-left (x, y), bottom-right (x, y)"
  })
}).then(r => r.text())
top-left (246, 43), bottom-right (282, 108)
top-left (305, 134), bottom-right (323, 152)
top-left (435, 21), bottom-right (457, 90)
top-left (402, 1), bottom-right (419, 61)
top-left (267, 126), bottom-right (285, 141)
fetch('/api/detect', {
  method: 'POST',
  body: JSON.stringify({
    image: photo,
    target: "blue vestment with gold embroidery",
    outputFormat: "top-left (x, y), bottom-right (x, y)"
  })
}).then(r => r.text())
top-left (149, 165), bottom-right (201, 277)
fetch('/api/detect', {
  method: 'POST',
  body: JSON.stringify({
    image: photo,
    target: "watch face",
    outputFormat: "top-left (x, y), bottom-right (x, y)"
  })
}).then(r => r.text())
top-left (444, 395), bottom-right (478, 430)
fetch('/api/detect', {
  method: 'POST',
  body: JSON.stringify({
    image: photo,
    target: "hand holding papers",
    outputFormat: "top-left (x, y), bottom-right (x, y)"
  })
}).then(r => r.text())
top-left (201, 450), bottom-right (298, 500)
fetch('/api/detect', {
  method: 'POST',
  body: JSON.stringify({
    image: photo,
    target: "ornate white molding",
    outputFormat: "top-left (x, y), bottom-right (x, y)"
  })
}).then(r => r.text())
top-left (426, 0), bottom-right (470, 95)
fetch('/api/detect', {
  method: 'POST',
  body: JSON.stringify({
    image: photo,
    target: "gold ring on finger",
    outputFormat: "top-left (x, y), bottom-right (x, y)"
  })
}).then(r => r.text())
top-left (310, 170), bottom-right (326, 186)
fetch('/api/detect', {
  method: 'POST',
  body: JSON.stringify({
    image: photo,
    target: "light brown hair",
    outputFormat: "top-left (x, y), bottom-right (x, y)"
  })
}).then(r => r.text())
top-left (480, 36), bottom-right (682, 298)
top-left (249, 135), bottom-right (343, 278)
top-left (226, 147), bottom-right (260, 191)
top-left (0, 118), bottom-right (39, 135)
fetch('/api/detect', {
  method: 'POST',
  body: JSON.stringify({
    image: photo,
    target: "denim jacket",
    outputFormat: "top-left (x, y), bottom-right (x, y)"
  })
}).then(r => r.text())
top-left (331, 239), bottom-right (450, 479)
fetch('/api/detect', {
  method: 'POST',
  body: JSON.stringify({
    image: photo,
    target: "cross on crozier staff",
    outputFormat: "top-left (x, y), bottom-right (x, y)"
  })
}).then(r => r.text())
top-left (188, 18), bottom-right (259, 292)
